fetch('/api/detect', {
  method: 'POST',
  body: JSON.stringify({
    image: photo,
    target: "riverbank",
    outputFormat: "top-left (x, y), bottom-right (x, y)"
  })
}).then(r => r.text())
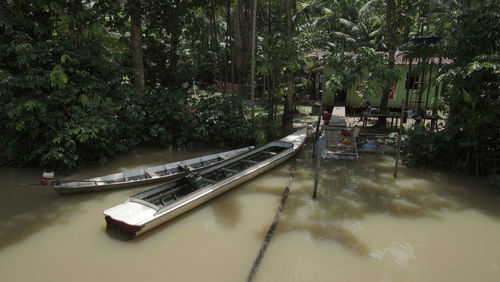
top-left (1, 145), bottom-right (499, 282)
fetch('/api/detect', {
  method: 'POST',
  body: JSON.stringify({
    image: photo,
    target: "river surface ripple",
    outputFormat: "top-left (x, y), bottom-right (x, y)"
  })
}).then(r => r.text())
top-left (0, 144), bottom-right (499, 282)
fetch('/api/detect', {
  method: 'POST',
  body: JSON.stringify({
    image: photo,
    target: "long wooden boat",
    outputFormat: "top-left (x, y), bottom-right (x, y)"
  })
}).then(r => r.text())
top-left (103, 127), bottom-right (307, 238)
top-left (45, 147), bottom-right (254, 194)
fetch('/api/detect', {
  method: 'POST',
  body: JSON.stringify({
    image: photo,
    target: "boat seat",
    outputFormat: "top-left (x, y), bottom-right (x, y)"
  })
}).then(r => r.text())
top-left (204, 178), bottom-right (217, 184)
top-left (145, 169), bottom-right (159, 178)
top-left (187, 174), bottom-right (204, 189)
top-left (221, 168), bottom-right (238, 174)
top-left (178, 164), bottom-right (195, 173)
top-left (186, 173), bottom-right (217, 188)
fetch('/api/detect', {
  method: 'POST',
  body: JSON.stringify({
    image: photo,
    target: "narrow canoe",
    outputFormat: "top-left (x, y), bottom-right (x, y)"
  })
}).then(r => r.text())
top-left (103, 127), bottom-right (307, 238)
top-left (48, 146), bottom-right (254, 194)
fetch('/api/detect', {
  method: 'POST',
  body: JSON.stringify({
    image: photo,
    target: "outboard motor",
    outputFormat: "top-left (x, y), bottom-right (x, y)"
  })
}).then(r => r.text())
top-left (40, 171), bottom-right (55, 186)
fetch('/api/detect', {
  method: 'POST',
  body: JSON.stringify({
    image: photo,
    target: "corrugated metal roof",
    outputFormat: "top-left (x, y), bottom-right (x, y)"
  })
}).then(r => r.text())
top-left (307, 51), bottom-right (452, 70)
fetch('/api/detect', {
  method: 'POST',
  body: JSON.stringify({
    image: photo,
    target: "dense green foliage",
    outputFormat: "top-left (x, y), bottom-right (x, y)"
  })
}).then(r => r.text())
top-left (403, 3), bottom-right (500, 176)
top-left (0, 0), bottom-right (252, 170)
top-left (300, 0), bottom-right (499, 176)
top-left (0, 0), bottom-right (498, 177)
top-left (145, 88), bottom-right (252, 149)
top-left (325, 48), bottom-right (400, 101)
top-left (0, 1), bottom-right (142, 169)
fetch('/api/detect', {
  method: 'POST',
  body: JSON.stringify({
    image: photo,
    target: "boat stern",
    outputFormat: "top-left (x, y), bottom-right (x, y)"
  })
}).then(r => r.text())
top-left (103, 201), bottom-right (157, 238)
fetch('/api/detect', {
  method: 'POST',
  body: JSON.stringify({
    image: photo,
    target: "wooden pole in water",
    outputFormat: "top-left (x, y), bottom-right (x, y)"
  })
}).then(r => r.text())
top-left (395, 54), bottom-right (413, 177)
top-left (314, 73), bottom-right (324, 142)
top-left (246, 166), bottom-right (295, 282)
top-left (313, 132), bottom-right (323, 199)
top-left (313, 71), bottom-right (326, 198)
top-left (394, 96), bottom-right (406, 178)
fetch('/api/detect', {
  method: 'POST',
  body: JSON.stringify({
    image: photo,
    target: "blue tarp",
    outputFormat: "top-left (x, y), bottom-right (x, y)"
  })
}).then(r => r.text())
top-left (314, 131), bottom-right (327, 159)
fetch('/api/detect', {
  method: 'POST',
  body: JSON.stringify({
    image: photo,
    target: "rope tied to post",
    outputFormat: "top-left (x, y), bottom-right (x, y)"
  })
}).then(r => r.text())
top-left (246, 164), bottom-right (296, 282)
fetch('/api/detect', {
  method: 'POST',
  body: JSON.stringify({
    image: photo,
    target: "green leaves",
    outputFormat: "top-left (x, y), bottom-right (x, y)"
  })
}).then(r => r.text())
top-left (50, 65), bottom-right (68, 89)
top-left (462, 90), bottom-right (472, 103)
top-left (61, 54), bottom-right (72, 64)
top-left (403, 2), bottom-right (500, 176)
top-left (145, 89), bottom-right (251, 147)
top-left (325, 47), bottom-right (400, 102)
top-left (0, 0), bottom-right (143, 170)
top-left (79, 94), bottom-right (90, 106)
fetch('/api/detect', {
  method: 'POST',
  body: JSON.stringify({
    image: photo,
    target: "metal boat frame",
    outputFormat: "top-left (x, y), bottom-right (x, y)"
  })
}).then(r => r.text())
top-left (104, 127), bottom-right (307, 238)
top-left (51, 146), bottom-right (254, 194)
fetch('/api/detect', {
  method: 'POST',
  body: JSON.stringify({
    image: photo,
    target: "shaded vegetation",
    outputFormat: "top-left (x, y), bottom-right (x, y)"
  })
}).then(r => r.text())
top-left (0, 0), bottom-right (498, 178)
top-left (403, 3), bottom-right (499, 176)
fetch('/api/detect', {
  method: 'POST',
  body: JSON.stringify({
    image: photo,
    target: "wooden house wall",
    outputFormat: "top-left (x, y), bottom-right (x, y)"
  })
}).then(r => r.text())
top-left (322, 65), bottom-right (442, 110)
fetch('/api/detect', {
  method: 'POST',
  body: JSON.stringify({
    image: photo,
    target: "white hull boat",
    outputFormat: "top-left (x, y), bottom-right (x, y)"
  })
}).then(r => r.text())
top-left (103, 127), bottom-right (307, 238)
top-left (45, 147), bottom-right (254, 194)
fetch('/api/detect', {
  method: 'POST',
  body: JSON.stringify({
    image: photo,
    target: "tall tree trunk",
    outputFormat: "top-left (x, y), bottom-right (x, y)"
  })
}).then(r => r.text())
top-left (374, 0), bottom-right (395, 127)
top-left (263, 75), bottom-right (267, 101)
top-left (210, 3), bottom-right (219, 82)
top-left (70, 0), bottom-right (84, 39)
top-left (232, 0), bottom-right (252, 88)
top-left (232, 1), bottom-right (243, 85)
top-left (281, 0), bottom-right (294, 132)
top-left (191, 36), bottom-right (197, 83)
top-left (267, 3), bottom-right (273, 116)
top-left (250, 0), bottom-right (257, 124)
top-left (225, 0), bottom-right (231, 85)
top-left (226, 0), bottom-right (237, 87)
top-left (130, 0), bottom-right (145, 94)
top-left (168, 0), bottom-right (181, 86)
top-left (169, 31), bottom-right (180, 84)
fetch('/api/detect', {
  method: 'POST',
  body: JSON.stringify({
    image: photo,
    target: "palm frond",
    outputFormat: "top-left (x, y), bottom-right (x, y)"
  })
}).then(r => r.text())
top-left (338, 18), bottom-right (355, 29)
top-left (359, 0), bottom-right (381, 15)
top-left (333, 31), bottom-right (357, 43)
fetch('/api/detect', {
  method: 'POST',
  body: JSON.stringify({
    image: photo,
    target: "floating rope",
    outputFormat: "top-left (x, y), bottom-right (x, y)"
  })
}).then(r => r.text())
top-left (246, 165), bottom-right (296, 282)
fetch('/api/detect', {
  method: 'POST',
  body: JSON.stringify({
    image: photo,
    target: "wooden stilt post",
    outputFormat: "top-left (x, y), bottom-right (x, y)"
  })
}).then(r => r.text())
top-left (394, 96), bottom-right (406, 178)
top-left (404, 57), bottom-right (413, 121)
top-left (314, 73), bottom-right (324, 142)
top-left (312, 72), bottom-right (325, 199)
top-left (431, 57), bottom-right (443, 129)
top-left (395, 55), bottom-right (413, 177)
top-left (313, 132), bottom-right (323, 199)
top-left (423, 62), bottom-right (434, 123)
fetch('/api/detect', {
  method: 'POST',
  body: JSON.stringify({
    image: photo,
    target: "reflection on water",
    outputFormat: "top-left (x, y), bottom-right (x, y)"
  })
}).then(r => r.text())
top-left (1, 144), bottom-right (499, 282)
top-left (211, 195), bottom-right (243, 228)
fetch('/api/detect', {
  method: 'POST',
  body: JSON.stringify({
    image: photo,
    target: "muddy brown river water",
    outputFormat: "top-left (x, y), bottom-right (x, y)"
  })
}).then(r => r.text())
top-left (0, 144), bottom-right (499, 282)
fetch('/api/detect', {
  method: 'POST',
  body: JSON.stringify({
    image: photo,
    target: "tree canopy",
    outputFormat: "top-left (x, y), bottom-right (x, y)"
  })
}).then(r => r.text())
top-left (0, 0), bottom-right (498, 176)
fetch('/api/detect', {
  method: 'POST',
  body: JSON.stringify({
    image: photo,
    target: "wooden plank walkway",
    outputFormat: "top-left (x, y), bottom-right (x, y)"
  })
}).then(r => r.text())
top-left (321, 107), bottom-right (359, 160)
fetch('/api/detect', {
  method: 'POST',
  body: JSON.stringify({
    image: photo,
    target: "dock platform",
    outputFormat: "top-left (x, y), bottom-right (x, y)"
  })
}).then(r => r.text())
top-left (321, 107), bottom-right (359, 160)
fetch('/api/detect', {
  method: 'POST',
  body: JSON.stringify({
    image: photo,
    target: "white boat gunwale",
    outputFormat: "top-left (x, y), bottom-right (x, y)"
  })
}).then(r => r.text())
top-left (153, 145), bottom-right (294, 217)
top-left (148, 142), bottom-right (294, 214)
top-left (103, 127), bottom-right (307, 237)
top-left (51, 146), bottom-right (254, 194)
